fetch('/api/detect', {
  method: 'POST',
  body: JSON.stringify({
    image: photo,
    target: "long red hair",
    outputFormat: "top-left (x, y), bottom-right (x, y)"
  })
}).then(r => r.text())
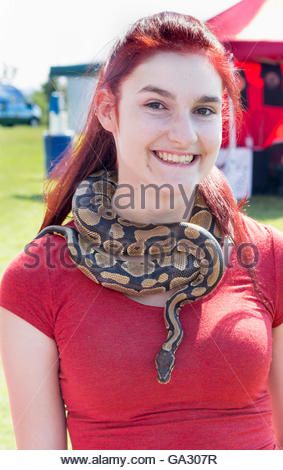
top-left (39, 11), bottom-right (246, 245)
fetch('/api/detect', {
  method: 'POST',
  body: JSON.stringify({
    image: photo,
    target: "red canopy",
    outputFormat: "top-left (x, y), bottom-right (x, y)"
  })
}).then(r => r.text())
top-left (207, 0), bottom-right (283, 62)
top-left (207, 0), bottom-right (283, 148)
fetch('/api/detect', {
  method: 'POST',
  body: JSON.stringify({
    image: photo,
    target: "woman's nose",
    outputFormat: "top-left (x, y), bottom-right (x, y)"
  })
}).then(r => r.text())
top-left (167, 112), bottom-right (198, 147)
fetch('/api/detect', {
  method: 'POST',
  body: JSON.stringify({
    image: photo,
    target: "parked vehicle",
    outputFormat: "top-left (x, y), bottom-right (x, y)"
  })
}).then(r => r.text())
top-left (0, 84), bottom-right (41, 126)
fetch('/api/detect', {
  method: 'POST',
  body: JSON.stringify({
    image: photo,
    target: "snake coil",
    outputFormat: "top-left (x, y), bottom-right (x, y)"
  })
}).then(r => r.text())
top-left (35, 170), bottom-right (224, 383)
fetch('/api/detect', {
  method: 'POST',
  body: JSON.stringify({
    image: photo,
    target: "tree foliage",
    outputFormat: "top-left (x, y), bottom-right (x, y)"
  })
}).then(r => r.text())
top-left (31, 78), bottom-right (58, 126)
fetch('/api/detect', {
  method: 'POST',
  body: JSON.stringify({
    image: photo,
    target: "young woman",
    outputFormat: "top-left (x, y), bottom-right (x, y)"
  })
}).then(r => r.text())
top-left (0, 12), bottom-right (283, 450)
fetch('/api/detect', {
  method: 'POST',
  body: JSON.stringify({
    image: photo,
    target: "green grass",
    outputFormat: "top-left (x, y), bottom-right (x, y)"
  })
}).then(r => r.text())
top-left (0, 126), bottom-right (282, 449)
top-left (0, 126), bottom-right (45, 274)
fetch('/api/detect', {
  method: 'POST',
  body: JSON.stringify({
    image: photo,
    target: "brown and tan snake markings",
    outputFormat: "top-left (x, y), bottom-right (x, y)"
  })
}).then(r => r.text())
top-left (35, 170), bottom-right (225, 383)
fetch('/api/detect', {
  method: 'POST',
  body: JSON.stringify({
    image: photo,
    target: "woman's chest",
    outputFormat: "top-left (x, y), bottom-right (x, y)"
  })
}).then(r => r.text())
top-left (55, 281), bottom-right (273, 419)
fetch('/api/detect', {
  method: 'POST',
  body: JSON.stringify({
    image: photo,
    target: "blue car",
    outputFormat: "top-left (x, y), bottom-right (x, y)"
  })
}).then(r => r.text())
top-left (0, 84), bottom-right (41, 126)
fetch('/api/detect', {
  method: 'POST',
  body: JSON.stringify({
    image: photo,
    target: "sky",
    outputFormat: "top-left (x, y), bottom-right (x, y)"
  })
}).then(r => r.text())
top-left (0, 0), bottom-right (240, 93)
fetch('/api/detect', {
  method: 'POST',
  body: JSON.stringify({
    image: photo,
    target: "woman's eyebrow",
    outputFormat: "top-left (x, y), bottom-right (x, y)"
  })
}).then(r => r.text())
top-left (196, 95), bottom-right (222, 104)
top-left (137, 86), bottom-right (221, 104)
top-left (137, 86), bottom-right (175, 99)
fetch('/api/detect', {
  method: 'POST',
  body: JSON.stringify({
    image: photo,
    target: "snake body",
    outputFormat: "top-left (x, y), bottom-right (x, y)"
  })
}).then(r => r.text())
top-left (35, 170), bottom-right (225, 383)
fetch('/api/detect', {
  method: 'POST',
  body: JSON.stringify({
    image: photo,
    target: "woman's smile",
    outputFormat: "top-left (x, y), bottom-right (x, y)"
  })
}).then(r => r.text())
top-left (151, 150), bottom-right (201, 167)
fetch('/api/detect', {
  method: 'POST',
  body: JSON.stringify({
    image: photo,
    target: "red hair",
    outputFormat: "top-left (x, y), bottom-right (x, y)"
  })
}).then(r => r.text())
top-left (39, 11), bottom-right (246, 245)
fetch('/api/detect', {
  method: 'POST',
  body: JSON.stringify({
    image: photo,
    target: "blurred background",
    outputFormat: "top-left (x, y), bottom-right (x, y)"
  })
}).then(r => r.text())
top-left (0, 0), bottom-right (283, 449)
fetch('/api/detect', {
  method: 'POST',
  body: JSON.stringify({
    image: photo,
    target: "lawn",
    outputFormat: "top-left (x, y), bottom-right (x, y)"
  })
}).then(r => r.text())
top-left (0, 126), bottom-right (282, 449)
top-left (0, 126), bottom-right (45, 274)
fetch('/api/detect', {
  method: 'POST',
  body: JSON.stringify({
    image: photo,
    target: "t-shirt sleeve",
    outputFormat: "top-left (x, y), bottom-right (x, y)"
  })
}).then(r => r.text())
top-left (269, 225), bottom-right (283, 328)
top-left (0, 238), bottom-right (55, 339)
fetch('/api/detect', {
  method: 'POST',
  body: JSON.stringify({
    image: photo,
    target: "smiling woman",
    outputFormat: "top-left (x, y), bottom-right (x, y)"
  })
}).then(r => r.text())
top-left (0, 11), bottom-right (283, 451)
top-left (104, 52), bottom-right (223, 224)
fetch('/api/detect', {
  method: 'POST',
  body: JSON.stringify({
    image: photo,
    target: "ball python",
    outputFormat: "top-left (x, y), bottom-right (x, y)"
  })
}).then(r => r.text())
top-left (35, 169), bottom-right (225, 384)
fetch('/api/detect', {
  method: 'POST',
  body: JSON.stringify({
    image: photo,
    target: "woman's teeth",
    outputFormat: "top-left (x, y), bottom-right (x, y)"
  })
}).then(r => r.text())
top-left (153, 151), bottom-right (196, 164)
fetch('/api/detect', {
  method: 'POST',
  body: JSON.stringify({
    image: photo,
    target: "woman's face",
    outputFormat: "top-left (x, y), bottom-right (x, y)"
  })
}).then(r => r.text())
top-left (108, 51), bottom-right (223, 191)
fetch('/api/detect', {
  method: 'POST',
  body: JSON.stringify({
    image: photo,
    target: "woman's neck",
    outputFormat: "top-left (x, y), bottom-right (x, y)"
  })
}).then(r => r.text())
top-left (111, 176), bottom-right (197, 224)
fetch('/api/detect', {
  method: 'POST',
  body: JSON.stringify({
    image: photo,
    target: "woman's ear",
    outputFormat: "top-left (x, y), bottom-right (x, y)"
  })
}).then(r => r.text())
top-left (95, 89), bottom-right (117, 133)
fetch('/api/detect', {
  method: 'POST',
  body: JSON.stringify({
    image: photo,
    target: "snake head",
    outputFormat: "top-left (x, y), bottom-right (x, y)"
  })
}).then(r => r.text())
top-left (155, 349), bottom-right (175, 384)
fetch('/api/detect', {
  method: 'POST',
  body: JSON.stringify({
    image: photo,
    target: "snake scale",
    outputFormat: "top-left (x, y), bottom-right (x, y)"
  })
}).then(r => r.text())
top-left (35, 169), bottom-right (225, 384)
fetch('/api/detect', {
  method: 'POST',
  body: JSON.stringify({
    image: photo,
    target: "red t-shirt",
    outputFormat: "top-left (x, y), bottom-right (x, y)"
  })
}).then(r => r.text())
top-left (1, 216), bottom-right (283, 450)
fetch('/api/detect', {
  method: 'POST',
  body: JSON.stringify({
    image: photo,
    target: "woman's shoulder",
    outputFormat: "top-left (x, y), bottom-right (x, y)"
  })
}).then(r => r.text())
top-left (240, 213), bottom-right (283, 250)
top-left (29, 219), bottom-right (75, 260)
top-left (0, 229), bottom-right (66, 339)
top-left (239, 214), bottom-right (283, 290)
top-left (0, 219), bottom-right (83, 338)
top-left (0, 219), bottom-right (76, 285)
top-left (239, 214), bottom-right (283, 328)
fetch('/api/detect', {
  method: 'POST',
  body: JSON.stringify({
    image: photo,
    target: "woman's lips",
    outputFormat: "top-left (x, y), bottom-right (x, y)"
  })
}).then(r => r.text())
top-left (151, 150), bottom-right (200, 167)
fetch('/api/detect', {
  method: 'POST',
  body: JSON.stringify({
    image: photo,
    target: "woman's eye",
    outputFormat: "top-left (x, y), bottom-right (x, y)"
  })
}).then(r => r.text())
top-left (145, 101), bottom-right (166, 110)
top-left (195, 107), bottom-right (215, 116)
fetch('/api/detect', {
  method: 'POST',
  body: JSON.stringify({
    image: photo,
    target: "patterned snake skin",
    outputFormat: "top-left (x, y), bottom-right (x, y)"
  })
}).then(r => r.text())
top-left (35, 170), bottom-right (225, 383)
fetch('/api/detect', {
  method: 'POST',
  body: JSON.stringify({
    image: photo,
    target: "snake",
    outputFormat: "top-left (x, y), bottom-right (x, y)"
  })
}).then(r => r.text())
top-left (35, 169), bottom-right (225, 384)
